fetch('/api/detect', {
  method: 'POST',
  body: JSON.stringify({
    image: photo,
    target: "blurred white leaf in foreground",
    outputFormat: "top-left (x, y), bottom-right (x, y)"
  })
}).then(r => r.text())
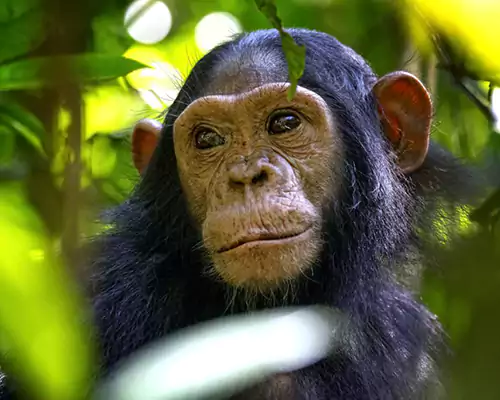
top-left (96, 306), bottom-right (345, 400)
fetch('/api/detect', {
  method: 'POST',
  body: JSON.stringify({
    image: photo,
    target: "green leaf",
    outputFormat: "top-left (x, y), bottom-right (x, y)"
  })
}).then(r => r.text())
top-left (92, 13), bottom-right (133, 56)
top-left (0, 101), bottom-right (45, 156)
top-left (87, 133), bottom-right (138, 204)
top-left (0, 55), bottom-right (148, 91)
top-left (0, 0), bottom-right (40, 22)
top-left (0, 183), bottom-right (95, 400)
top-left (0, 125), bottom-right (15, 164)
top-left (254, 0), bottom-right (306, 100)
top-left (280, 35), bottom-right (306, 100)
top-left (0, 9), bottom-right (46, 63)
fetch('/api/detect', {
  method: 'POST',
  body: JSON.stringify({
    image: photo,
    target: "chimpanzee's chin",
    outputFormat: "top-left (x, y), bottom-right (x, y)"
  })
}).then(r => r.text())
top-left (211, 230), bottom-right (319, 289)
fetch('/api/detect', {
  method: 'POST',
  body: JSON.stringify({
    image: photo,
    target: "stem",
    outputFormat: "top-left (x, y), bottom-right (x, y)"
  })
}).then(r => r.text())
top-left (61, 86), bottom-right (83, 267)
top-left (426, 53), bottom-right (437, 102)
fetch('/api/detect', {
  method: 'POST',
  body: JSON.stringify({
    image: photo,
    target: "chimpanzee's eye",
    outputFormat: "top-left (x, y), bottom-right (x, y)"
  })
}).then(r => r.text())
top-left (268, 111), bottom-right (301, 135)
top-left (194, 128), bottom-right (225, 150)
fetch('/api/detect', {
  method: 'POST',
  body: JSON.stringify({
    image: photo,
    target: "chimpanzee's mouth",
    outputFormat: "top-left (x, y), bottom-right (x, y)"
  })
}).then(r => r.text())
top-left (217, 227), bottom-right (313, 253)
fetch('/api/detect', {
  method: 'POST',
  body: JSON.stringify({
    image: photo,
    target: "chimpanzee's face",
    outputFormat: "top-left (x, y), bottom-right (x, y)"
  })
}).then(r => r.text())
top-left (173, 83), bottom-right (343, 290)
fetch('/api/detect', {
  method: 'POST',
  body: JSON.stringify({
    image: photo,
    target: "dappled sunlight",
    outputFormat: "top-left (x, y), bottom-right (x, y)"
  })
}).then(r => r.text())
top-left (195, 12), bottom-right (243, 53)
top-left (84, 86), bottom-right (146, 138)
top-left (432, 206), bottom-right (474, 246)
top-left (123, 45), bottom-right (183, 109)
top-left (125, 0), bottom-right (173, 44)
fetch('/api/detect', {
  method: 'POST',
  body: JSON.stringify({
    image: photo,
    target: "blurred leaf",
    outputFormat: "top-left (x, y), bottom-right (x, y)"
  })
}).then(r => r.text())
top-left (83, 85), bottom-right (146, 139)
top-left (254, 0), bottom-right (306, 100)
top-left (92, 13), bottom-right (133, 56)
top-left (0, 126), bottom-right (14, 164)
top-left (0, 9), bottom-right (46, 64)
top-left (485, 130), bottom-right (500, 160)
top-left (432, 70), bottom-right (492, 160)
top-left (87, 133), bottom-right (138, 204)
top-left (96, 306), bottom-right (343, 400)
top-left (141, 23), bottom-right (201, 74)
top-left (0, 101), bottom-right (45, 156)
top-left (0, 0), bottom-right (40, 22)
top-left (89, 135), bottom-right (117, 178)
top-left (401, 0), bottom-right (500, 82)
top-left (0, 183), bottom-right (94, 400)
top-left (0, 55), bottom-right (148, 91)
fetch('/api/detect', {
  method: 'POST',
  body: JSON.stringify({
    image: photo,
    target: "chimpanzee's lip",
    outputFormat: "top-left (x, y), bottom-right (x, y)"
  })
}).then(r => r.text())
top-left (217, 227), bottom-right (313, 253)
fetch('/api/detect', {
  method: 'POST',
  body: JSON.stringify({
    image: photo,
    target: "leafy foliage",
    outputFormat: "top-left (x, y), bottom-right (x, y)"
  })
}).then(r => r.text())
top-left (0, 9), bottom-right (46, 64)
top-left (0, 0), bottom-right (499, 398)
top-left (0, 183), bottom-right (94, 400)
top-left (0, 101), bottom-right (45, 156)
top-left (0, 1), bottom-right (147, 398)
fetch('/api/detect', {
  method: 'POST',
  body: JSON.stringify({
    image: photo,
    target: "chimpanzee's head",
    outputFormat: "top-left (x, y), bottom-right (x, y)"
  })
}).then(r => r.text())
top-left (130, 29), bottom-right (432, 292)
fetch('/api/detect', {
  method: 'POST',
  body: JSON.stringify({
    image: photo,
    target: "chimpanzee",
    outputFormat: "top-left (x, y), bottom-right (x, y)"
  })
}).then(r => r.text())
top-left (0, 28), bottom-right (480, 399)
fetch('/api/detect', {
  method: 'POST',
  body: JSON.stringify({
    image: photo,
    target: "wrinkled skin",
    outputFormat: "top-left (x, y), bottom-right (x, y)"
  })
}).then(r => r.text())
top-left (173, 83), bottom-right (342, 288)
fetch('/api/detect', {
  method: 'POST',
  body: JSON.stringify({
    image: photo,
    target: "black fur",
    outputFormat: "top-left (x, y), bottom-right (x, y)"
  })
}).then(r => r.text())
top-left (0, 29), bottom-right (481, 399)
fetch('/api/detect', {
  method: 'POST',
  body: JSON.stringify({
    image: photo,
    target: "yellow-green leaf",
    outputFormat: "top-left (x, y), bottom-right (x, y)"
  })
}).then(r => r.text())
top-left (90, 135), bottom-right (118, 179)
top-left (401, 0), bottom-right (500, 82)
top-left (0, 183), bottom-right (94, 400)
top-left (0, 55), bottom-right (148, 91)
top-left (254, 0), bottom-right (306, 100)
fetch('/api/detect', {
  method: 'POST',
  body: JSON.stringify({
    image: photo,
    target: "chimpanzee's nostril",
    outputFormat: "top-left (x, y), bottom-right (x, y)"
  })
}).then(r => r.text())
top-left (251, 171), bottom-right (268, 185)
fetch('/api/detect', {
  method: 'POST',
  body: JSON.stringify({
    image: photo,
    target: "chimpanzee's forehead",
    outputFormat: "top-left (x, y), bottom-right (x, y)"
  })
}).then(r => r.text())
top-left (201, 48), bottom-right (288, 97)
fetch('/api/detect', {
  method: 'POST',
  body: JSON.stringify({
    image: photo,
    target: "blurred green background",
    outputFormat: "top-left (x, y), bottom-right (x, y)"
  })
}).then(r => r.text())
top-left (0, 0), bottom-right (499, 399)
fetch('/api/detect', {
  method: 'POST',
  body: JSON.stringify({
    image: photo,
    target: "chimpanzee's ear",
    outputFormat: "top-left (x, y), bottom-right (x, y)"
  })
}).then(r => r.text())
top-left (132, 119), bottom-right (162, 174)
top-left (373, 71), bottom-right (432, 174)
